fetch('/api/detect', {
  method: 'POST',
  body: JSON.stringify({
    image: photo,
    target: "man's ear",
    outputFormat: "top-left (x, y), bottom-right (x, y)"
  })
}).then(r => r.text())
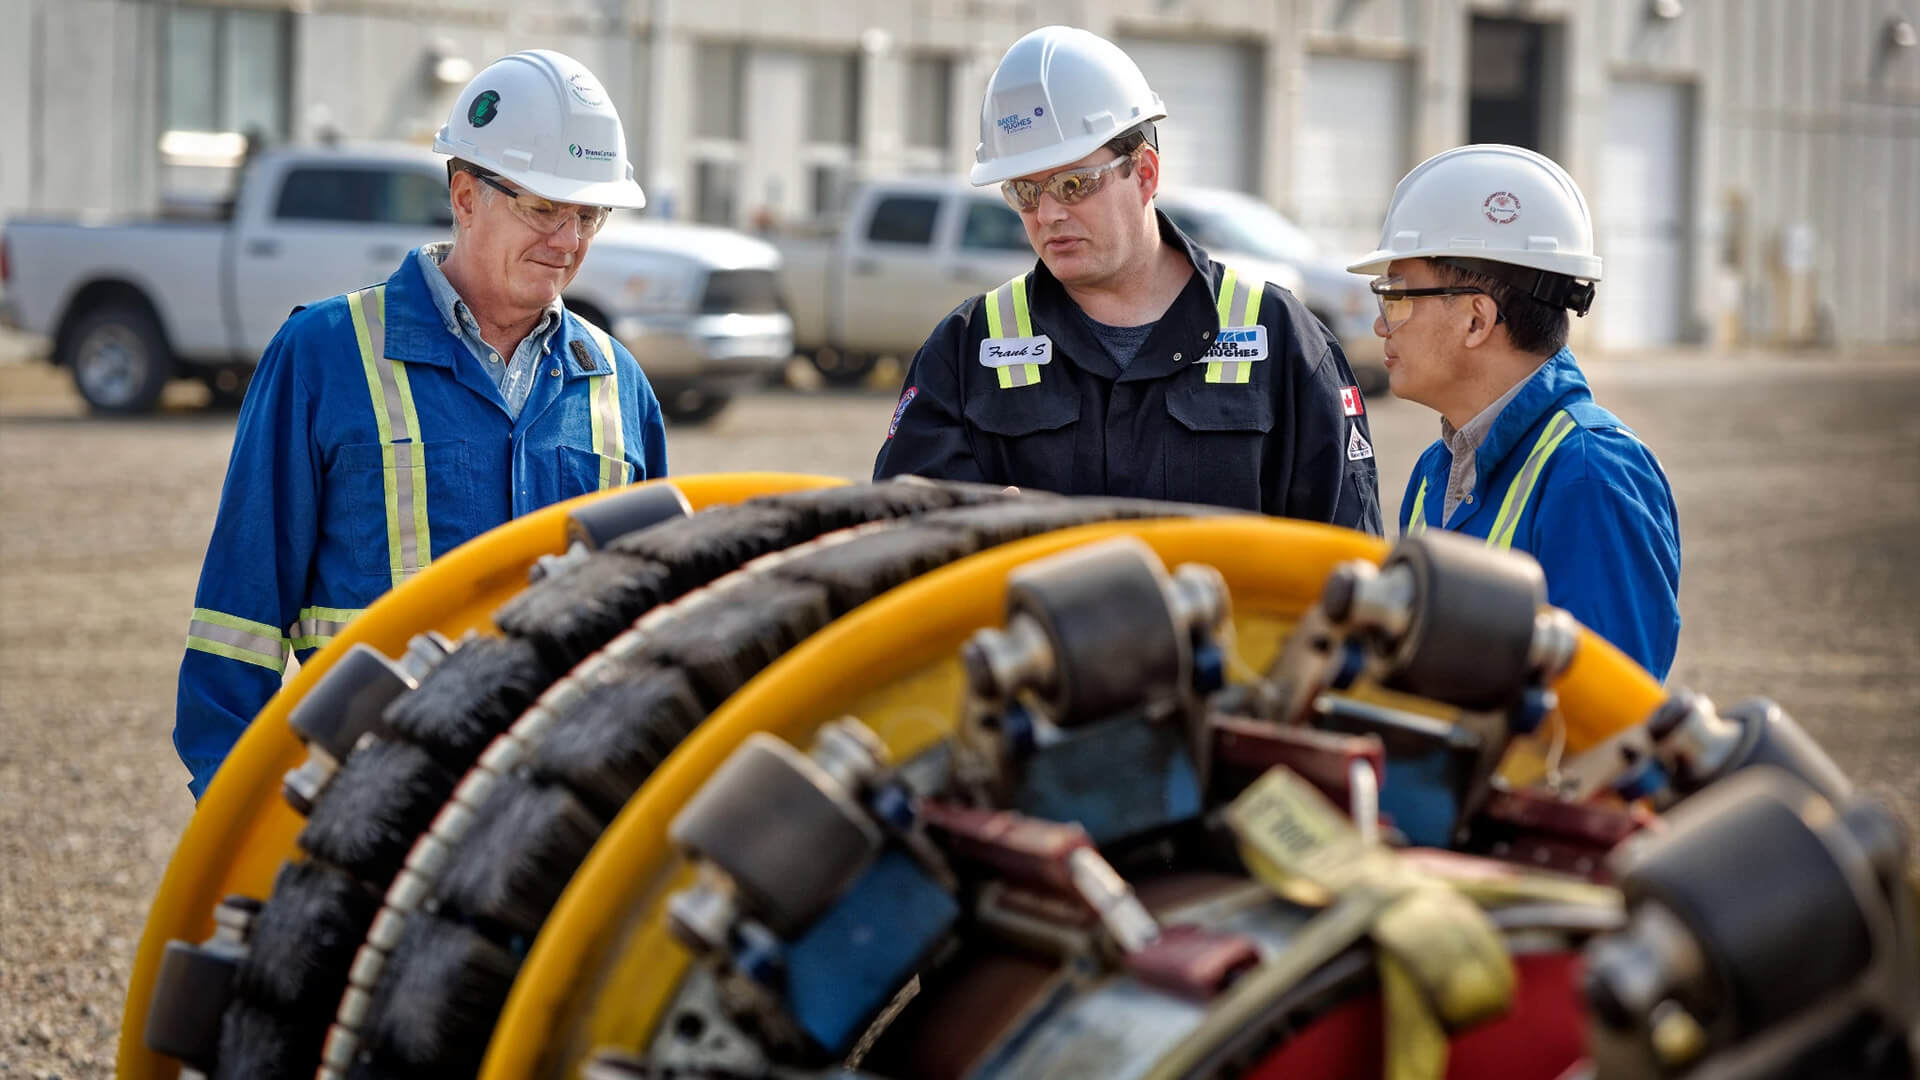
top-left (1134, 147), bottom-right (1160, 203)
top-left (448, 171), bottom-right (478, 229)
top-left (1463, 293), bottom-right (1501, 348)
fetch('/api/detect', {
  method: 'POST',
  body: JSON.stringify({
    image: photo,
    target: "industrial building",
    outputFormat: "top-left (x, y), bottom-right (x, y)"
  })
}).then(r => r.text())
top-left (3, 0), bottom-right (1916, 347)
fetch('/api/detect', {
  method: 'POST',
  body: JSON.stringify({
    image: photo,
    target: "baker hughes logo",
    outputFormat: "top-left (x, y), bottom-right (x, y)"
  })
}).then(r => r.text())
top-left (569, 143), bottom-right (617, 162)
top-left (996, 105), bottom-right (1046, 136)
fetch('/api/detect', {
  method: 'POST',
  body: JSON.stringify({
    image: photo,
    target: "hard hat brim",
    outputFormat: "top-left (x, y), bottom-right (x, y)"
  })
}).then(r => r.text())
top-left (1346, 246), bottom-right (1601, 282)
top-left (968, 124), bottom-right (1156, 187)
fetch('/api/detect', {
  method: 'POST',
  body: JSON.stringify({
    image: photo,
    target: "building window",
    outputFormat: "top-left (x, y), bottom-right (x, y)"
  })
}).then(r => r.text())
top-left (694, 43), bottom-right (745, 140)
top-left (165, 5), bottom-right (289, 141)
top-left (905, 55), bottom-right (953, 151)
top-left (693, 158), bottom-right (740, 226)
top-left (806, 52), bottom-right (860, 148)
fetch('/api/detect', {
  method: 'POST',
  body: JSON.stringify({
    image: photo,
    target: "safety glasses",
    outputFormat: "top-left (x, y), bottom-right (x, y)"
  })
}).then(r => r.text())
top-left (473, 172), bottom-right (613, 238)
top-left (1000, 148), bottom-right (1140, 213)
top-left (1369, 275), bottom-right (1500, 333)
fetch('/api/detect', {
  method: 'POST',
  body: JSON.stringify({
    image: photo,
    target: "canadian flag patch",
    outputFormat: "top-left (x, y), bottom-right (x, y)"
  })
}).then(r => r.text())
top-left (1340, 385), bottom-right (1365, 417)
top-left (1347, 424), bottom-right (1374, 461)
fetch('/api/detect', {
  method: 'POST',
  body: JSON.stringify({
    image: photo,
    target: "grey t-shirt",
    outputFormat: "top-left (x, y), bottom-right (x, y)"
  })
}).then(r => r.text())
top-left (1075, 306), bottom-right (1158, 371)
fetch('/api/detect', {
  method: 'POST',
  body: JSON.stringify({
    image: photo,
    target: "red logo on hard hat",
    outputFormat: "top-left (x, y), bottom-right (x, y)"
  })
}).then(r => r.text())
top-left (1484, 191), bottom-right (1521, 225)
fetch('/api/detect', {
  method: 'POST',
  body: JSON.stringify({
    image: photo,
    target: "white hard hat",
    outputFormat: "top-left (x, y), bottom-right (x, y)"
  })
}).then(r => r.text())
top-left (1348, 144), bottom-right (1600, 283)
top-left (970, 26), bottom-right (1166, 186)
top-left (434, 49), bottom-right (646, 210)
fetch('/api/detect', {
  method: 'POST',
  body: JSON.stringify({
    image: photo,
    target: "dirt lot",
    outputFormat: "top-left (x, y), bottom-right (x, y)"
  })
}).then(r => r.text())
top-left (2, 335), bottom-right (1916, 1077)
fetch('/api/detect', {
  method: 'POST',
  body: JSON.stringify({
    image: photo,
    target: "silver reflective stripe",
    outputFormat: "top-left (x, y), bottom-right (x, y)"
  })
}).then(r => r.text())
top-left (1487, 410), bottom-right (1578, 550)
top-left (288, 606), bottom-right (363, 651)
top-left (578, 320), bottom-right (627, 488)
top-left (185, 607), bottom-right (287, 673)
top-left (351, 287), bottom-right (429, 585)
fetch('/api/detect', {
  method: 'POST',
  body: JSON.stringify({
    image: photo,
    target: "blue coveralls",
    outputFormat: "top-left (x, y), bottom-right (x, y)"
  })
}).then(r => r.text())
top-left (1400, 348), bottom-right (1681, 679)
top-left (174, 251), bottom-right (668, 798)
top-left (875, 212), bottom-right (1383, 534)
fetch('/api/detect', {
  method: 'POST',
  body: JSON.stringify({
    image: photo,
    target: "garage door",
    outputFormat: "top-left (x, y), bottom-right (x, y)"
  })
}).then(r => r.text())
top-left (1598, 80), bottom-right (1693, 348)
top-left (1296, 54), bottom-right (1411, 265)
top-left (1115, 37), bottom-right (1261, 194)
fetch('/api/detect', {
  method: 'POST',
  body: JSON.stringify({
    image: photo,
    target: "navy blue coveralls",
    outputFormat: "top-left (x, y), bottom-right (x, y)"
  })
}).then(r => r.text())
top-left (874, 213), bottom-right (1383, 535)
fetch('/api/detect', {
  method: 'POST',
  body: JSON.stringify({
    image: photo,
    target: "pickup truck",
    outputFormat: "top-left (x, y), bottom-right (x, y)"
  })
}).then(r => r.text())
top-left (0, 143), bottom-right (792, 423)
top-left (773, 176), bottom-right (1384, 392)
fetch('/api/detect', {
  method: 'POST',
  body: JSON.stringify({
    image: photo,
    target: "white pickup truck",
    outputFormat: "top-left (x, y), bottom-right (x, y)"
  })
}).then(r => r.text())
top-left (0, 143), bottom-right (792, 423)
top-left (774, 176), bottom-right (1383, 391)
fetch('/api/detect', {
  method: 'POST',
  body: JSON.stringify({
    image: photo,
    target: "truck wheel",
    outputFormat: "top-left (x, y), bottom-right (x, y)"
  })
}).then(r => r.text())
top-left (64, 303), bottom-right (174, 414)
top-left (659, 384), bottom-right (733, 425)
top-left (808, 346), bottom-right (879, 388)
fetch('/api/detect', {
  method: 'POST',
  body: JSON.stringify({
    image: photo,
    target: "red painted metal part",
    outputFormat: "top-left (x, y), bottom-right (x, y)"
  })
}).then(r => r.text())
top-left (1239, 951), bottom-right (1590, 1080)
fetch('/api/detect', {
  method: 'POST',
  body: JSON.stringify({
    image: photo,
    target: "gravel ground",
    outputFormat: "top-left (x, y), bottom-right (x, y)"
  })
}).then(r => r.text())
top-left (1, 335), bottom-right (1916, 1077)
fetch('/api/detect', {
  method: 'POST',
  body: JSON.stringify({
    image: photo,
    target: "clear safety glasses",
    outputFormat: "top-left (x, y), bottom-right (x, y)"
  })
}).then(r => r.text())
top-left (473, 172), bottom-right (613, 238)
top-left (1369, 274), bottom-right (1500, 333)
top-left (1000, 148), bottom-right (1140, 213)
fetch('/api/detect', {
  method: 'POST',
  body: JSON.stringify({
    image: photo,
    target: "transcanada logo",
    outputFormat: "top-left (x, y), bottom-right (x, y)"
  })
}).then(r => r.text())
top-left (569, 143), bottom-right (617, 162)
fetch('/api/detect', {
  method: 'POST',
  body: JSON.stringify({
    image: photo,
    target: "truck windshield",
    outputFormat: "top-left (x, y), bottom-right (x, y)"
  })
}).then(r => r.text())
top-left (1161, 195), bottom-right (1321, 265)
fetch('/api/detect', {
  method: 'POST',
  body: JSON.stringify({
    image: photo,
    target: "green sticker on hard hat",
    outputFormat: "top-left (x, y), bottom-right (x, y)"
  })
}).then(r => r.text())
top-left (468, 90), bottom-right (501, 128)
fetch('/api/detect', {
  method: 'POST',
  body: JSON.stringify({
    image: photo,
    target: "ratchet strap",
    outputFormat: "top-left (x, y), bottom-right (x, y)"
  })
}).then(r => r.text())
top-left (1217, 767), bottom-right (1519, 1080)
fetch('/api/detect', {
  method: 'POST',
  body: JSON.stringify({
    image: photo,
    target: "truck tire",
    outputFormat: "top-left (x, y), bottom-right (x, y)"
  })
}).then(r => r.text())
top-left (657, 383), bottom-right (732, 425)
top-left (807, 346), bottom-right (880, 388)
top-left (63, 302), bottom-right (174, 414)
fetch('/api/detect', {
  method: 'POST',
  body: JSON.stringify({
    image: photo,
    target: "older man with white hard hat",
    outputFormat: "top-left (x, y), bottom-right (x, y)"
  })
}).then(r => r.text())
top-left (1352, 143), bottom-right (1680, 678)
top-left (876, 25), bottom-right (1381, 533)
top-left (173, 50), bottom-right (668, 800)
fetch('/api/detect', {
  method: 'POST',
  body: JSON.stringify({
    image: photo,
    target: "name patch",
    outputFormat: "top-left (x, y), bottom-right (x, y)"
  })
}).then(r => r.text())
top-left (1204, 325), bottom-right (1269, 362)
top-left (979, 336), bottom-right (1053, 368)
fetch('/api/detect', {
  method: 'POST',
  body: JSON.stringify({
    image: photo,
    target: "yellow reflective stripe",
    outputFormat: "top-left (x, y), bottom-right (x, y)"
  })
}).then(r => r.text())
top-left (288, 606), bottom-right (364, 651)
top-left (350, 286), bottom-right (430, 587)
top-left (1216, 266), bottom-right (1239, 325)
top-left (1238, 272), bottom-right (1264, 325)
top-left (185, 607), bottom-right (287, 672)
top-left (1010, 274), bottom-right (1033, 337)
top-left (1408, 478), bottom-right (1429, 536)
top-left (1488, 411), bottom-right (1578, 551)
top-left (984, 283), bottom-right (1007, 338)
top-left (577, 319), bottom-right (627, 488)
top-left (389, 357), bottom-right (430, 574)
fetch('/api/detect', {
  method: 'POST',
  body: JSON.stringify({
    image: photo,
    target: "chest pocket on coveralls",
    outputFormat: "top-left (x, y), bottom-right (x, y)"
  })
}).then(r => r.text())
top-left (963, 385), bottom-right (1079, 495)
top-left (1164, 378), bottom-right (1274, 512)
top-left (556, 444), bottom-right (635, 499)
top-left (329, 441), bottom-right (472, 579)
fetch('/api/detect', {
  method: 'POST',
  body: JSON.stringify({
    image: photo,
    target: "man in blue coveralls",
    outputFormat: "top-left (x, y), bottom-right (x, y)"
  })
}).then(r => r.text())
top-left (173, 50), bottom-right (669, 799)
top-left (1350, 144), bottom-right (1681, 679)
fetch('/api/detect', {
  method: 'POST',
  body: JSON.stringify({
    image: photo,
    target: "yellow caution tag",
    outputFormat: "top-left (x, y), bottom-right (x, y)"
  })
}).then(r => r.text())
top-left (1226, 764), bottom-right (1405, 902)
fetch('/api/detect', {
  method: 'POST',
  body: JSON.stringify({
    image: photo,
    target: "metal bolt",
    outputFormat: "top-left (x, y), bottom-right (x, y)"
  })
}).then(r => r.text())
top-left (1166, 562), bottom-right (1230, 636)
top-left (1649, 999), bottom-right (1707, 1065)
top-left (810, 717), bottom-right (890, 796)
top-left (962, 615), bottom-right (1055, 701)
top-left (1527, 608), bottom-right (1580, 678)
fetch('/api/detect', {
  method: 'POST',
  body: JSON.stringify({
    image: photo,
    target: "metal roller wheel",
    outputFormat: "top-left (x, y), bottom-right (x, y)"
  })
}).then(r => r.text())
top-left (1386, 531), bottom-right (1547, 711)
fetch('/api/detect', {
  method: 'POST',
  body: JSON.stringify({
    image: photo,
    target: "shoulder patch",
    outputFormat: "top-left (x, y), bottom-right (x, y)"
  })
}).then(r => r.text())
top-left (888, 386), bottom-right (917, 439)
top-left (1346, 424), bottom-right (1374, 462)
top-left (1339, 385), bottom-right (1365, 417)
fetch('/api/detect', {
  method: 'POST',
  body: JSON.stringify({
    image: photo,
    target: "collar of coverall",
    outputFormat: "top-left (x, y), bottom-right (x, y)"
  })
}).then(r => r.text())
top-left (1467, 346), bottom-right (1593, 481)
top-left (378, 248), bottom-right (613, 379)
top-left (1018, 209), bottom-right (1245, 385)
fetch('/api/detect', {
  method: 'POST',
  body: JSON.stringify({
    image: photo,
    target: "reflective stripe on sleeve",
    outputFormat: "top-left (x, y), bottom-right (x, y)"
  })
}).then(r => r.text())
top-left (185, 608), bottom-right (288, 673)
top-left (288, 605), bottom-right (364, 652)
top-left (349, 286), bottom-right (430, 587)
